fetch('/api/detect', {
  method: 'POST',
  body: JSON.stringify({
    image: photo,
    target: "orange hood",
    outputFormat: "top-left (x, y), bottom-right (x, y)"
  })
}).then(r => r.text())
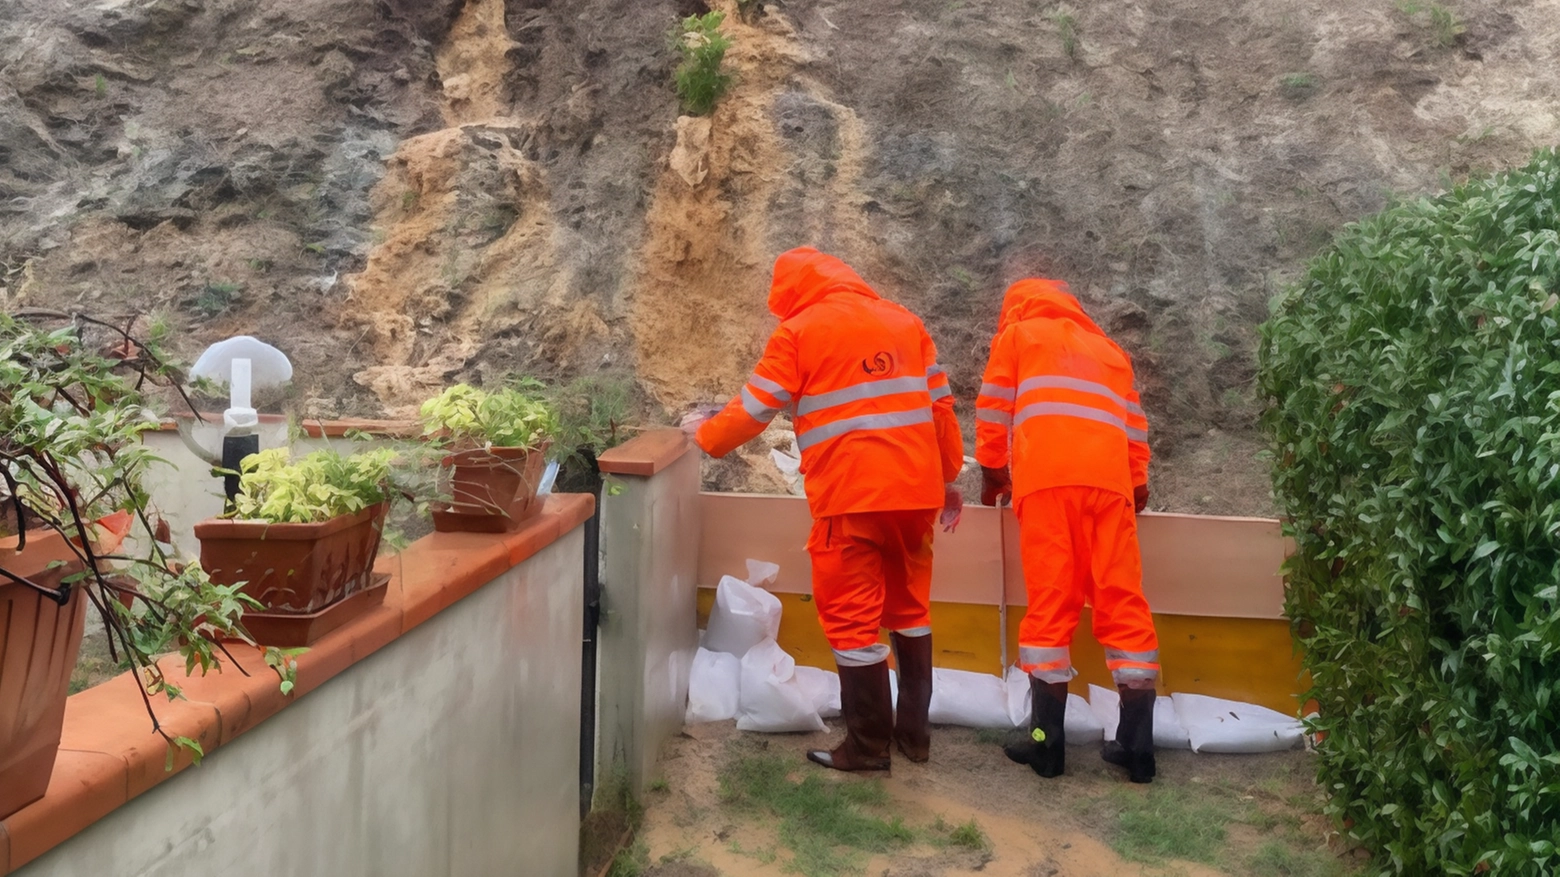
top-left (997, 278), bottom-right (1107, 336)
top-left (767, 247), bottom-right (880, 320)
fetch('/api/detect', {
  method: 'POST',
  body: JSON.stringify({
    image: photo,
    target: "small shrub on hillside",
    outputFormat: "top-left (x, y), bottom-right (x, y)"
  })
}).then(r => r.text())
top-left (1258, 148), bottom-right (1560, 875)
top-left (1397, 0), bottom-right (1466, 47)
top-left (1049, 6), bottom-right (1079, 59)
top-left (671, 11), bottom-right (732, 116)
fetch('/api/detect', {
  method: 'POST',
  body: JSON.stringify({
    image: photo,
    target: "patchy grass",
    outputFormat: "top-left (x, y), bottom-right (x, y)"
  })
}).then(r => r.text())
top-left (1107, 785), bottom-right (1233, 863)
top-left (607, 838), bottom-right (650, 877)
top-left (718, 750), bottom-right (916, 876)
top-left (1279, 72), bottom-right (1319, 99)
top-left (946, 818), bottom-right (989, 851)
top-left (1245, 841), bottom-right (1352, 877)
top-left (1049, 5), bottom-right (1080, 59)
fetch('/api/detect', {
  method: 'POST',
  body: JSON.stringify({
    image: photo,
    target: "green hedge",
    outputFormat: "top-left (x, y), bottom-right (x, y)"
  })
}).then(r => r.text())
top-left (1258, 148), bottom-right (1560, 875)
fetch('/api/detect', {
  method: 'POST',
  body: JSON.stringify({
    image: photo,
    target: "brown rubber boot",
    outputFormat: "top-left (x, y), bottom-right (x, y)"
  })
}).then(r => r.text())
top-left (807, 660), bottom-right (893, 772)
top-left (891, 631), bottom-right (933, 762)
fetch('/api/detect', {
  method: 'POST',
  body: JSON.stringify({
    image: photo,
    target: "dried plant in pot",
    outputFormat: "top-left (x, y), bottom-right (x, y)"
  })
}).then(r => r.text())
top-left (419, 384), bottom-right (558, 533)
top-left (0, 309), bottom-right (295, 820)
top-left (194, 447), bottom-right (395, 647)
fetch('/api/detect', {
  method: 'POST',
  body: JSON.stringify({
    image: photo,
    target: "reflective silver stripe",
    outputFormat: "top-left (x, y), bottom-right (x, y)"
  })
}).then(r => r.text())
top-left (1104, 648), bottom-right (1160, 666)
top-left (927, 364), bottom-right (945, 377)
top-left (833, 643), bottom-right (890, 667)
top-left (1104, 648), bottom-right (1160, 686)
top-left (741, 387), bottom-right (782, 423)
top-left (796, 375), bottom-right (929, 416)
top-left (795, 408), bottom-right (933, 451)
top-left (748, 373), bottom-right (792, 404)
top-left (1013, 401), bottom-right (1128, 433)
top-left (1127, 426), bottom-right (1149, 442)
top-left (979, 382), bottom-right (1017, 402)
top-left (1017, 375), bottom-right (1144, 416)
top-left (1018, 645), bottom-right (1075, 683)
top-left (975, 408), bottom-right (1012, 426)
top-left (929, 384), bottom-right (952, 401)
top-left (893, 626), bottom-right (930, 637)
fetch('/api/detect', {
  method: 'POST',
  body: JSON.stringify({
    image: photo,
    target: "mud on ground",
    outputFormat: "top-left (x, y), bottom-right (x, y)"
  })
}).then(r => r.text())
top-left (627, 720), bottom-right (1360, 877)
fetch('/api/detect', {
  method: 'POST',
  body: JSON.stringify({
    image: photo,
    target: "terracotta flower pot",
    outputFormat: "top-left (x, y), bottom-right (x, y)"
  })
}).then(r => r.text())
top-left (0, 529), bottom-right (88, 820)
top-left (195, 502), bottom-right (389, 614)
top-left (431, 446), bottom-right (548, 534)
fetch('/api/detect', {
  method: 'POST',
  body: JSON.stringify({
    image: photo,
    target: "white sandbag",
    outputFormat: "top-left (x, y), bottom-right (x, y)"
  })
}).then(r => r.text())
top-left (1004, 665), bottom-right (1031, 728)
top-left (1155, 697), bottom-right (1192, 749)
top-left (1173, 693), bottom-right (1305, 754)
top-left (928, 668), bottom-right (1011, 728)
top-left (1089, 684), bottom-right (1121, 741)
top-left (1087, 685), bottom-right (1189, 749)
top-left (1006, 667), bottom-right (1104, 744)
top-left (704, 575), bottom-right (782, 657)
top-left (745, 559), bottom-right (780, 588)
top-left (1067, 694), bottom-right (1106, 744)
top-left (736, 639), bottom-right (826, 733)
top-left (685, 648), bottom-right (741, 723)
top-left (794, 665), bottom-right (841, 718)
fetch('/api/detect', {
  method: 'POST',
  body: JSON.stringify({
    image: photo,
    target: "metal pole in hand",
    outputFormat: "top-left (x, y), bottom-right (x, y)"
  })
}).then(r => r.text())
top-left (998, 497), bottom-right (1010, 672)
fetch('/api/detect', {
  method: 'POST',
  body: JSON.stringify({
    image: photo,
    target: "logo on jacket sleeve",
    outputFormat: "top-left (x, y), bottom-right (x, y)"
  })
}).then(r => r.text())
top-left (861, 352), bottom-right (895, 376)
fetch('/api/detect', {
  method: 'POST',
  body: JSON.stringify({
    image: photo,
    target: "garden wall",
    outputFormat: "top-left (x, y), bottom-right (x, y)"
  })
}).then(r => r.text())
top-left (0, 496), bottom-right (592, 877)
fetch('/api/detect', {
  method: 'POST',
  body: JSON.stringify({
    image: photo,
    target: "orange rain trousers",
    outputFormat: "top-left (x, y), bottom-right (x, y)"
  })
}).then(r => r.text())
top-left (808, 508), bottom-right (937, 651)
top-left (1016, 486), bottom-right (1158, 675)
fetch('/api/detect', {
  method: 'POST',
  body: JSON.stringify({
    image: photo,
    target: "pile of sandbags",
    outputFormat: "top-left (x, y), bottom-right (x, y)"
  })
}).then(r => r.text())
top-left (686, 562), bottom-right (840, 731)
top-left (685, 562), bottom-right (1306, 754)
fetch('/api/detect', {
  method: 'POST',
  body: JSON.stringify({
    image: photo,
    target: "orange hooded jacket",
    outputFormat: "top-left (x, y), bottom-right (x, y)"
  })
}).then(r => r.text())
top-left (696, 248), bottom-right (964, 518)
top-left (974, 279), bottom-right (1149, 501)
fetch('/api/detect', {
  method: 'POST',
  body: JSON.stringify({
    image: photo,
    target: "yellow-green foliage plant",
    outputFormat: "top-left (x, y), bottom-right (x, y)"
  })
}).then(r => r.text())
top-left (1258, 148), bottom-right (1560, 875)
top-left (419, 383), bottom-right (558, 452)
top-left (231, 447), bottom-right (395, 524)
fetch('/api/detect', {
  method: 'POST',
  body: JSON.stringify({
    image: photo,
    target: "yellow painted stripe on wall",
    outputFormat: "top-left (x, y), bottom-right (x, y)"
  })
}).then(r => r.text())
top-left (696, 589), bottom-right (1307, 713)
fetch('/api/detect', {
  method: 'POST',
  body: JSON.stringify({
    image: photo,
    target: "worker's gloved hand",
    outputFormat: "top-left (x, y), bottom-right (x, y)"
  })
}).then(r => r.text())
top-left (980, 465), bottom-right (1012, 507)
top-left (679, 405), bottom-right (720, 438)
top-left (1133, 484), bottom-right (1149, 514)
top-left (940, 484), bottom-right (964, 533)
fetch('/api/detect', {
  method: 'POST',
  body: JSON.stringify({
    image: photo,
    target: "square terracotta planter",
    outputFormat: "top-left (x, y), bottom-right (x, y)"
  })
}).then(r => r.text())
top-left (431, 446), bottom-right (547, 534)
top-left (195, 502), bottom-right (389, 645)
top-left (0, 529), bottom-right (88, 820)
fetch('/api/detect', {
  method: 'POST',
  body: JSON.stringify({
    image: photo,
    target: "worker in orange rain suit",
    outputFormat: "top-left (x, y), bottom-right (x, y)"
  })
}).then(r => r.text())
top-left (975, 278), bottom-right (1160, 784)
top-left (683, 247), bottom-right (965, 772)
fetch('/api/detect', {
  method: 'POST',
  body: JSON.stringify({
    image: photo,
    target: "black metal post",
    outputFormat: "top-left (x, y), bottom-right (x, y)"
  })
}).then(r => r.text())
top-left (578, 449), bottom-right (603, 822)
top-left (221, 433), bottom-right (259, 505)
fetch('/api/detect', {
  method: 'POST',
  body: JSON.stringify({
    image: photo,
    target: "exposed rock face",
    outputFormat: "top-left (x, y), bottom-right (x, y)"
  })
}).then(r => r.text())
top-left (4, 0), bottom-right (1558, 513)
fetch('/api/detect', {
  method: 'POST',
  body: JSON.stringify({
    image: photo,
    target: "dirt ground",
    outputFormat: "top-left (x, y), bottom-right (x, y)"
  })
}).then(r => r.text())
top-left (620, 720), bottom-right (1359, 877)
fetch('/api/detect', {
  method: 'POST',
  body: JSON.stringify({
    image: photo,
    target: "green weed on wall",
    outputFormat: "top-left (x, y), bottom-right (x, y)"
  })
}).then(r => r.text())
top-left (1258, 149), bottom-right (1560, 875)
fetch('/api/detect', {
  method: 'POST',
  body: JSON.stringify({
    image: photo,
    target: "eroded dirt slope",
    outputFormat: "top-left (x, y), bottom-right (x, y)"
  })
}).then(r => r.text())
top-left (3, 0), bottom-right (1557, 512)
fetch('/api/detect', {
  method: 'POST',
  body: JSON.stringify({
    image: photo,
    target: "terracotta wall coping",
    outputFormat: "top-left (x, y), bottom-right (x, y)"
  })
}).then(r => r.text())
top-left (0, 493), bottom-right (595, 875)
top-left (596, 429), bottom-right (696, 477)
top-left (149, 416), bottom-right (421, 438)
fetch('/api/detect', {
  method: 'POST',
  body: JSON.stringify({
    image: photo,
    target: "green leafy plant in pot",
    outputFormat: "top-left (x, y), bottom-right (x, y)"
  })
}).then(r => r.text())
top-left (420, 383), bottom-right (558, 533)
top-left (1, 309), bottom-right (294, 820)
top-left (193, 446), bottom-right (395, 647)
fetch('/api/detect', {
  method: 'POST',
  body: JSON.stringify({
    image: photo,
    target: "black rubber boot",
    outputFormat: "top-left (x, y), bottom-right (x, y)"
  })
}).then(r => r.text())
top-left (1102, 685), bottom-right (1156, 783)
top-left (1003, 677), bottom-right (1068, 778)
top-left (891, 632), bottom-right (932, 763)
top-left (807, 661), bottom-right (893, 772)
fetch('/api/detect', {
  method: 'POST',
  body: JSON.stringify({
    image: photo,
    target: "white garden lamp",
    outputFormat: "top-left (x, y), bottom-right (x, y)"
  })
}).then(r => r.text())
top-left (183, 337), bottom-right (293, 500)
